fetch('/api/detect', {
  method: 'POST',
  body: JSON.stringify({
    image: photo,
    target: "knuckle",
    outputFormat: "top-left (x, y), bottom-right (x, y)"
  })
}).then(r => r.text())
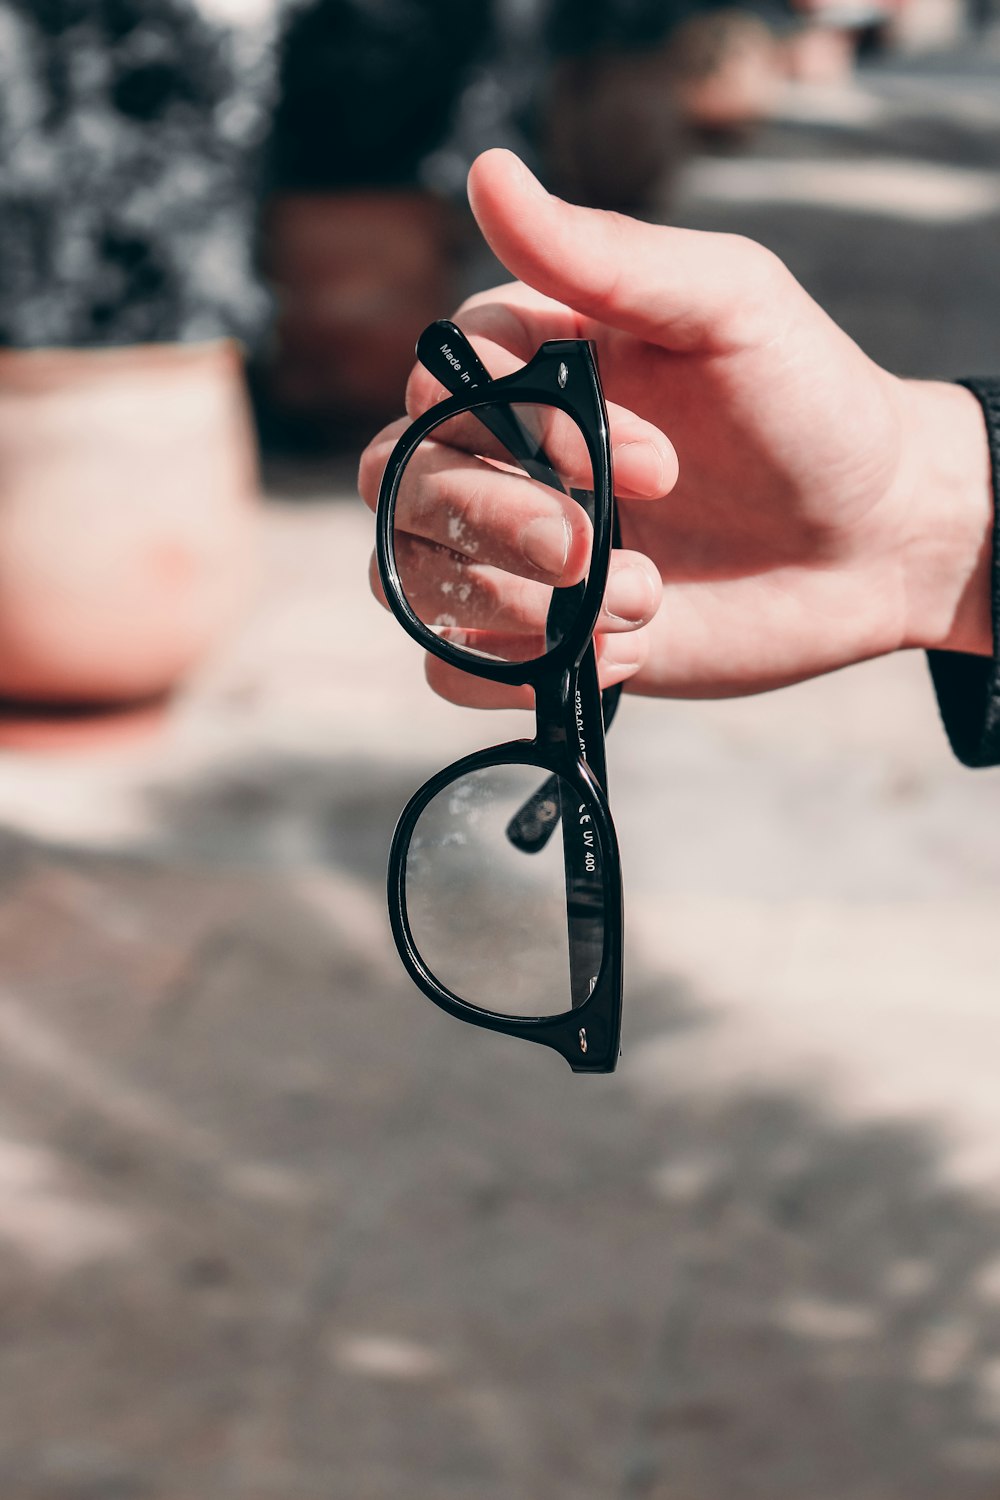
top-left (405, 364), bottom-right (447, 420)
top-left (451, 297), bottom-right (534, 360)
top-left (425, 653), bottom-right (467, 705)
top-left (405, 475), bottom-right (448, 540)
top-left (747, 240), bottom-right (791, 296)
top-left (357, 444), bottom-right (381, 507)
top-left (367, 551), bottom-right (389, 608)
top-left (434, 472), bottom-right (488, 553)
top-left (468, 568), bottom-right (506, 627)
top-left (720, 234), bottom-right (794, 343)
top-left (357, 423), bottom-right (407, 505)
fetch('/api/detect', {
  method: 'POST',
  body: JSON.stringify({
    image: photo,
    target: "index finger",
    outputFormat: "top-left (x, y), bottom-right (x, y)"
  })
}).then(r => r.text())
top-left (404, 314), bottom-right (677, 501)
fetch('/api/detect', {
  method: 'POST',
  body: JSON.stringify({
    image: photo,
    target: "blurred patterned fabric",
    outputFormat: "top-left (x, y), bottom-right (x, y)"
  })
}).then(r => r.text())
top-left (0, 0), bottom-right (279, 347)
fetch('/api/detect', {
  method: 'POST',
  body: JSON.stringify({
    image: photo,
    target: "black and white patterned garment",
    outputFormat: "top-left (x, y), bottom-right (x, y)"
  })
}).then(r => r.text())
top-left (0, 0), bottom-right (282, 349)
top-left (0, 0), bottom-right (498, 349)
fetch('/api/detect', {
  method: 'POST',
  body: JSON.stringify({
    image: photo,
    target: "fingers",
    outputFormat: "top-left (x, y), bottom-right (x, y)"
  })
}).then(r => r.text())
top-left (424, 629), bottom-right (652, 709)
top-left (357, 416), bottom-right (410, 514)
top-left (363, 431), bottom-right (594, 588)
top-left (358, 388), bottom-right (676, 539)
top-left (402, 379), bottom-right (674, 504)
top-left (466, 149), bottom-right (799, 355)
top-left (369, 544), bottom-right (661, 640)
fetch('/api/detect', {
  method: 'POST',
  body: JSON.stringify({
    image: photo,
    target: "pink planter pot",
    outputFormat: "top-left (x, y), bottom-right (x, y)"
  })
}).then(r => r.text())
top-left (0, 340), bottom-right (258, 712)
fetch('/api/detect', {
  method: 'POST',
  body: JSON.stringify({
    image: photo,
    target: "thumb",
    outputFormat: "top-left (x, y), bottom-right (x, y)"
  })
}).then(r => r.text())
top-left (467, 149), bottom-right (791, 355)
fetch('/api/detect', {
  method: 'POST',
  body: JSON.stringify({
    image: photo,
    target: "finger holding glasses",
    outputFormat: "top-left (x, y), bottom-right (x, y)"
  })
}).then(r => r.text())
top-left (371, 328), bottom-right (628, 1071)
top-left (359, 331), bottom-right (672, 701)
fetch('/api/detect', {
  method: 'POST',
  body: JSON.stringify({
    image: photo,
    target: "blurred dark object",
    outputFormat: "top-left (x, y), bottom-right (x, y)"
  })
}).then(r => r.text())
top-left (270, 0), bottom-right (494, 191)
top-left (546, 0), bottom-right (712, 52)
top-left (781, 18), bottom-right (857, 79)
top-left (0, 340), bottom-right (258, 745)
top-left (669, 9), bottom-right (784, 137)
top-left (542, 46), bottom-right (688, 212)
top-left (967, 0), bottom-right (1000, 33)
top-left (541, 0), bottom-right (696, 209)
top-left (258, 0), bottom-right (490, 448)
top-left (260, 189), bottom-right (466, 447)
top-left (0, 0), bottom-right (276, 349)
top-left (540, 0), bottom-right (787, 210)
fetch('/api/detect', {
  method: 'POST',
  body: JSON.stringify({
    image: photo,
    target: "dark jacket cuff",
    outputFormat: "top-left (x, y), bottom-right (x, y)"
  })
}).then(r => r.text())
top-left (927, 377), bottom-right (1000, 768)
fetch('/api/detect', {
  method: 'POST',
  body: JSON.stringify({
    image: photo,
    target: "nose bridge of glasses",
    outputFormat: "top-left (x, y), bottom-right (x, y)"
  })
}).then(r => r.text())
top-left (530, 657), bottom-right (576, 752)
top-left (506, 637), bottom-right (609, 860)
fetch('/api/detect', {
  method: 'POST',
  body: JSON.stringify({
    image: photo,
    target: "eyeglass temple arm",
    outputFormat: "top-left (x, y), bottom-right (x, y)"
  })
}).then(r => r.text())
top-left (416, 320), bottom-right (563, 487)
top-left (415, 321), bottom-right (621, 855)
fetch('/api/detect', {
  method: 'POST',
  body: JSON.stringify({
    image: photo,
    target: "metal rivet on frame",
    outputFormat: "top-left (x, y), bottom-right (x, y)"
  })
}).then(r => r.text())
top-left (579, 1027), bottom-right (588, 1054)
top-left (558, 362), bottom-right (569, 389)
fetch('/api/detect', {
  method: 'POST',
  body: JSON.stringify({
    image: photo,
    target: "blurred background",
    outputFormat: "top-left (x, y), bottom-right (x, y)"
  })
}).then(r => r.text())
top-left (1, 0), bottom-right (1000, 1496)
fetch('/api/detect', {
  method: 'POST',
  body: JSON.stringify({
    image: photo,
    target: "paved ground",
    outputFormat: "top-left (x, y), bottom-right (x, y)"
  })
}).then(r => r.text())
top-left (1, 39), bottom-right (1000, 1500)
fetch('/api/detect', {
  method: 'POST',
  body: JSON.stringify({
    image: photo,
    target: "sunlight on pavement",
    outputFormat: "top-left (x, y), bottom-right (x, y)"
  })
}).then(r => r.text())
top-left (625, 894), bottom-right (1000, 1188)
top-left (683, 155), bottom-right (1000, 221)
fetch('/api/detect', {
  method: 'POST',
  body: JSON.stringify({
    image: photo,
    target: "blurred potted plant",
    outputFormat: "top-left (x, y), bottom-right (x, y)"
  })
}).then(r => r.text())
top-left (0, 0), bottom-right (278, 740)
top-left (539, 0), bottom-right (784, 211)
top-left (540, 0), bottom-right (689, 212)
top-left (260, 0), bottom-right (492, 445)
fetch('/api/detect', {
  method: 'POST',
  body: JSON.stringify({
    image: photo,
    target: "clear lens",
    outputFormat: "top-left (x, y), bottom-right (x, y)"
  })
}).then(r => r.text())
top-left (392, 400), bottom-right (595, 665)
top-left (404, 763), bottom-right (606, 1019)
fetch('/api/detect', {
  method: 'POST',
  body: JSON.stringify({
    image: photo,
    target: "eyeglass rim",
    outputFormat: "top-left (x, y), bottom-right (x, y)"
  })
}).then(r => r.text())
top-left (375, 340), bottom-right (614, 688)
top-left (386, 738), bottom-right (624, 1074)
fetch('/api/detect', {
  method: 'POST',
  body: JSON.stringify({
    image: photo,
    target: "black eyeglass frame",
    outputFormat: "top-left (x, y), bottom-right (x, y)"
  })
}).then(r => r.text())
top-left (376, 338), bottom-right (623, 1073)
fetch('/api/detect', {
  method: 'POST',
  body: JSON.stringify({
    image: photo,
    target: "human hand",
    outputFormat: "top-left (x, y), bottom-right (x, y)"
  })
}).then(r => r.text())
top-left (360, 149), bottom-right (992, 710)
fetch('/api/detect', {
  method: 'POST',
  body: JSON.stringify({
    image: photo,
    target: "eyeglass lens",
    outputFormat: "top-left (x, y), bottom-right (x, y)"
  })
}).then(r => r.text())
top-left (404, 762), bottom-right (607, 1019)
top-left (391, 400), bottom-right (595, 666)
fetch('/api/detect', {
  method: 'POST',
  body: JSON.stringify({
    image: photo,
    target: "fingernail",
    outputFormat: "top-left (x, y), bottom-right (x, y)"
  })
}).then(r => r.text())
top-left (619, 440), bottom-right (667, 496)
top-left (605, 566), bottom-right (656, 626)
top-left (521, 515), bottom-right (571, 576)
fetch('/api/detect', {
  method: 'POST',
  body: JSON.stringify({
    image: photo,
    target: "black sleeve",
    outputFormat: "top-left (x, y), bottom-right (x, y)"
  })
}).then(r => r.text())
top-left (926, 377), bottom-right (1000, 769)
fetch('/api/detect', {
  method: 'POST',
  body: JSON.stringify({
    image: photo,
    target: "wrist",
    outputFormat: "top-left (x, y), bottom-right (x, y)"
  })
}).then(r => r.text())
top-left (896, 378), bottom-right (994, 658)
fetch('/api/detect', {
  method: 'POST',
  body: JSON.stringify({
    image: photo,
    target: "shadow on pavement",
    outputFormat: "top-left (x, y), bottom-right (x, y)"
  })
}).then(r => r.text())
top-left (0, 752), bottom-right (998, 1498)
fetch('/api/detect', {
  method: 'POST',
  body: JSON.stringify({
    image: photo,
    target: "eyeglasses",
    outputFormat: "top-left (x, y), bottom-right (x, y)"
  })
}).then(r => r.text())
top-left (375, 321), bottom-right (623, 1073)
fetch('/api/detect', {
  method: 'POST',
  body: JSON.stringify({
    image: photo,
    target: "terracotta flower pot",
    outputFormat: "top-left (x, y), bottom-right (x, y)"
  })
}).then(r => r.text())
top-left (0, 340), bottom-right (258, 713)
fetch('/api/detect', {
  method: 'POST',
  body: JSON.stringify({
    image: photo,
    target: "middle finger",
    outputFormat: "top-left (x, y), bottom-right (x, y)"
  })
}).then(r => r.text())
top-left (381, 433), bottom-right (595, 586)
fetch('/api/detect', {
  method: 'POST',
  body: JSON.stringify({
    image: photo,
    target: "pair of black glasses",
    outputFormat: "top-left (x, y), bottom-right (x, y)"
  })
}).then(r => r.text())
top-left (375, 321), bottom-right (623, 1073)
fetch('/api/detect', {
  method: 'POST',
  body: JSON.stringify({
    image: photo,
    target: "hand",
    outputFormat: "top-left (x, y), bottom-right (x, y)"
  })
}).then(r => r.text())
top-left (360, 149), bottom-right (992, 710)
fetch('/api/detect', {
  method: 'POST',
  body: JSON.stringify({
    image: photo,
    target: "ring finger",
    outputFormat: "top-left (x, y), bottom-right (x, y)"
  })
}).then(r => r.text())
top-left (370, 543), bottom-right (661, 639)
